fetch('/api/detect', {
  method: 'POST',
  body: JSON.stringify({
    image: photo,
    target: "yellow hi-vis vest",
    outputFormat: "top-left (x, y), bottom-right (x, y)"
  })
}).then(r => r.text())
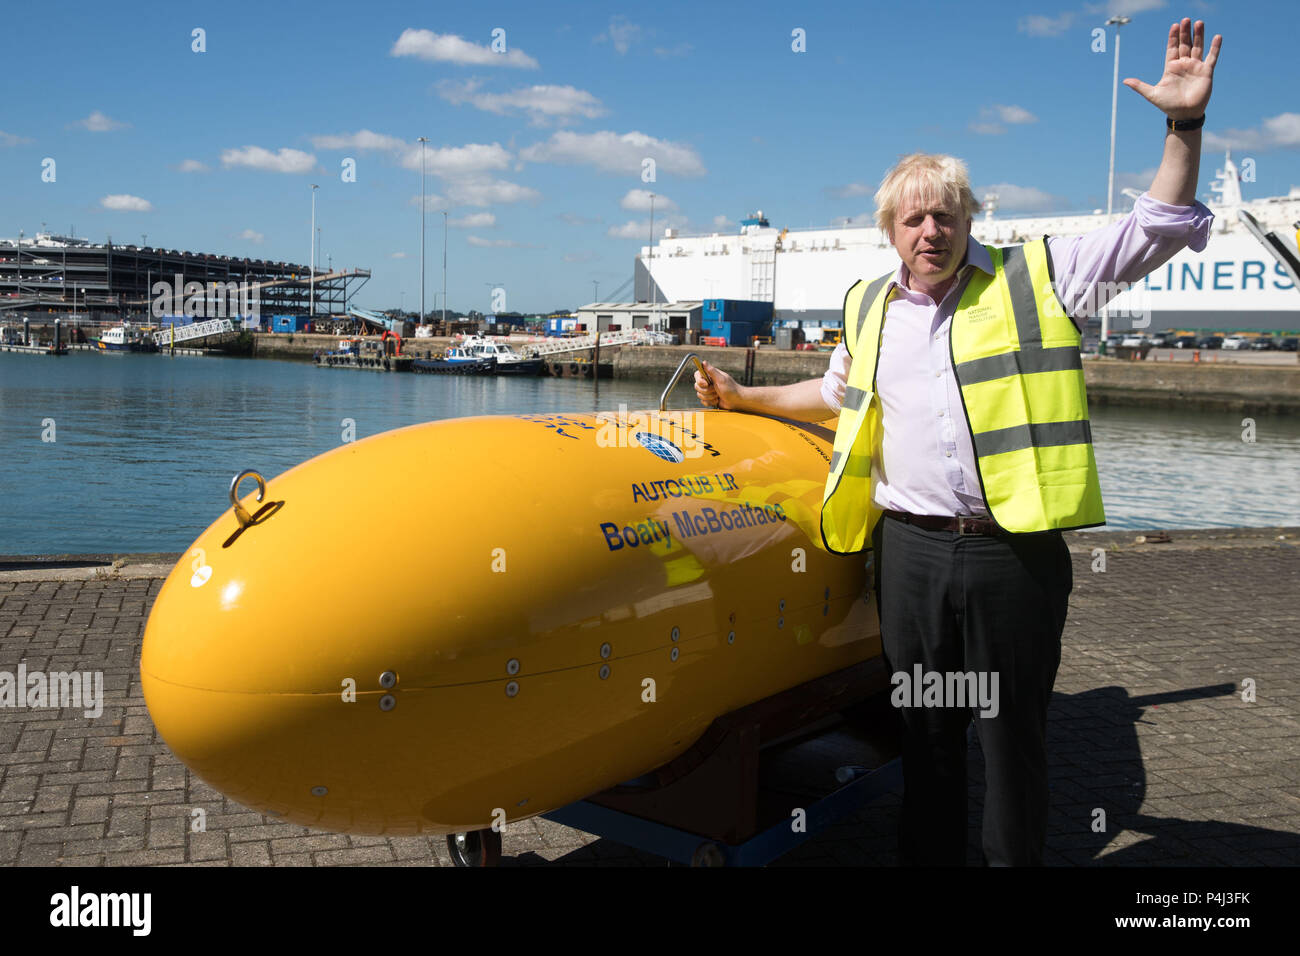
top-left (819, 238), bottom-right (1105, 553)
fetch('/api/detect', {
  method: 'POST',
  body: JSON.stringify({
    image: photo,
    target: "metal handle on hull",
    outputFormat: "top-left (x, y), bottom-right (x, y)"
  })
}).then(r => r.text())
top-left (660, 352), bottom-right (712, 412)
top-left (230, 470), bottom-right (266, 528)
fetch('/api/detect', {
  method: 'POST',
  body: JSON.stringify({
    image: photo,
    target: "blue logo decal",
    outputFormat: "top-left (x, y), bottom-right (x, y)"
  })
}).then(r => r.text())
top-left (635, 432), bottom-right (684, 463)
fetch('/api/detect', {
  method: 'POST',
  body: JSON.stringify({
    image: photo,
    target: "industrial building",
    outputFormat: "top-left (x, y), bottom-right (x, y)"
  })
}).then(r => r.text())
top-left (0, 232), bottom-right (371, 332)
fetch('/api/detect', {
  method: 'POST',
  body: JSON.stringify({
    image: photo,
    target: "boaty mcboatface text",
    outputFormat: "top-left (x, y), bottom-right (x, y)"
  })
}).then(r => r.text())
top-left (601, 500), bottom-right (788, 551)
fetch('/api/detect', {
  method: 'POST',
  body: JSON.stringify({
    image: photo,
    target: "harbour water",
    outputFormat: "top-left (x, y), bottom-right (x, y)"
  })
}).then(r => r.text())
top-left (1, 352), bottom-right (1297, 554)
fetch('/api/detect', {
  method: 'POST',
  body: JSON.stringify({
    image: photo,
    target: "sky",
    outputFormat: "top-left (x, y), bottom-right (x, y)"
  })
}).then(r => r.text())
top-left (1, 0), bottom-right (1296, 315)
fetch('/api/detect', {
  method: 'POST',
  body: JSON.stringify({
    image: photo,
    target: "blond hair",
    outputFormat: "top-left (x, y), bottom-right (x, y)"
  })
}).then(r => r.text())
top-left (874, 153), bottom-right (980, 237)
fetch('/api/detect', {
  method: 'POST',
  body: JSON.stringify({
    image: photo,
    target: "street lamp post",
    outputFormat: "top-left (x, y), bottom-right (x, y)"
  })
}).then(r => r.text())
top-left (442, 210), bottom-right (448, 327)
top-left (648, 193), bottom-right (656, 329)
top-left (309, 184), bottom-right (319, 317)
top-left (417, 137), bottom-right (428, 326)
top-left (1106, 15), bottom-right (1131, 219)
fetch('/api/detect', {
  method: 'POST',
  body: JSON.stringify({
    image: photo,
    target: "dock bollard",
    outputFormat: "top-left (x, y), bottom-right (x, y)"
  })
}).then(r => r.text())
top-left (1193, 349), bottom-right (1200, 364)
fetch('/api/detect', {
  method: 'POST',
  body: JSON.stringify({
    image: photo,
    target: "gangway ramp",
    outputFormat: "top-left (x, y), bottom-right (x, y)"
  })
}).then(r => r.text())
top-left (521, 328), bottom-right (673, 358)
top-left (151, 318), bottom-right (236, 347)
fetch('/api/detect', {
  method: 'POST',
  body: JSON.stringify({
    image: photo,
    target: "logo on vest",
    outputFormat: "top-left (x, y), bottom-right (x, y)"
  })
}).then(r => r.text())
top-left (964, 305), bottom-right (998, 323)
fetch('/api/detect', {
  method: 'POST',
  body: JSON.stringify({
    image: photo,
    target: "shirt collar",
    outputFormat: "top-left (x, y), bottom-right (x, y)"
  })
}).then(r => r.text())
top-left (891, 234), bottom-right (994, 293)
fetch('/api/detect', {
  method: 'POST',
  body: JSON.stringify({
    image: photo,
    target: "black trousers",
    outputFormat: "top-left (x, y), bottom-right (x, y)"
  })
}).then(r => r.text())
top-left (871, 515), bottom-right (1072, 866)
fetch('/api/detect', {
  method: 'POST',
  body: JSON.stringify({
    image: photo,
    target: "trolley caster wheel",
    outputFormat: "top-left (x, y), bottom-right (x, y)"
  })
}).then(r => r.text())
top-left (690, 842), bottom-right (726, 867)
top-left (447, 828), bottom-right (502, 867)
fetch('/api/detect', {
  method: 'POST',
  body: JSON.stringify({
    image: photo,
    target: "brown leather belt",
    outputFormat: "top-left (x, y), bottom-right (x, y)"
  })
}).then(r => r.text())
top-left (882, 509), bottom-right (1004, 536)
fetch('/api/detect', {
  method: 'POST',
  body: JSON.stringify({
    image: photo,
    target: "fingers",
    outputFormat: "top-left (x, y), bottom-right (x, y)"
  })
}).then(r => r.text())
top-left (1123, 77), bottom-right (1155, 100)
top-left (1179, 17), bottom-right (1191, 61)
top-left (1165, 21), bottom-right (1178, 63)
top-left (1190, 19), bottom-right (1204, 59)
top-left (1205, 34), bottom-right (1222, 70)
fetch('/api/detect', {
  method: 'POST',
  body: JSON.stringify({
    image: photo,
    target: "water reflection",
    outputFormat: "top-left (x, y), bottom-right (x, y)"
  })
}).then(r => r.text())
top-left (1, 353), bottom-right (1297, 552)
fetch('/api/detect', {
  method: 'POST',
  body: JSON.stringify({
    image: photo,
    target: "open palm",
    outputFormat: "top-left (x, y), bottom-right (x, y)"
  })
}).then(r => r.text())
top-left (1123, 18), bottom-right (1222, 121)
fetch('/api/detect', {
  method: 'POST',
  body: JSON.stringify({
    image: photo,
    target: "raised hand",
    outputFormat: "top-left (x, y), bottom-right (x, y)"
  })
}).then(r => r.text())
top-left (1123, 18), bottom-right (1221, 121)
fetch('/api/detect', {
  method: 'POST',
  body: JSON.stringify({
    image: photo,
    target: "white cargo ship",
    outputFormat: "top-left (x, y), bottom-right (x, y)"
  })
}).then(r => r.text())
top-left (636, 154), bottom-right (1300, 337)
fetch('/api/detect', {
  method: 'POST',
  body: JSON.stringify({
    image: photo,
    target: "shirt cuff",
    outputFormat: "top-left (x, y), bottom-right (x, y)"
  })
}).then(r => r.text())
top-left (1134, 192), bottom-right (1215, 253)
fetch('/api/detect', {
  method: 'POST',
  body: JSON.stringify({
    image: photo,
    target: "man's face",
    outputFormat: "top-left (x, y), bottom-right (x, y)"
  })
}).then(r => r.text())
top-left (890, 191), bottom-right (971, 288)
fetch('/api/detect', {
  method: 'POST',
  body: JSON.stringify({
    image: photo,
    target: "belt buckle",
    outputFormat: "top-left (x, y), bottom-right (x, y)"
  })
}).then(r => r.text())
top-left (957, 514), bottom-right (977, 535)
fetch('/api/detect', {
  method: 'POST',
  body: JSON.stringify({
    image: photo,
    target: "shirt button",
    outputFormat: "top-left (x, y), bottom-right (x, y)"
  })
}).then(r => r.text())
top-left (945, 451), bottom-right (952, 457)
top-left (938, 410), bottom-right (945, 417)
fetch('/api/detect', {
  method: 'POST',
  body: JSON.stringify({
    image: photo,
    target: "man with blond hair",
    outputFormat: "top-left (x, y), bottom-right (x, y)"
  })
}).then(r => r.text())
top-left (696, 19), bottom-right (1221, 865)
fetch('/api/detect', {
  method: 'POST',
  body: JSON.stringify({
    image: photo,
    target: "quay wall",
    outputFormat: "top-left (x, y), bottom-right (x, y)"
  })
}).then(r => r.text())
top-left (242, 334), bottom-right (1300, 412)
top-left (613, 347), bottom-right (1300, 413)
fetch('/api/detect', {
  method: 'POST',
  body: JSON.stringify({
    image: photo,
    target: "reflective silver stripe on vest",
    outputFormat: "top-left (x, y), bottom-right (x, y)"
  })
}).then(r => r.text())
top-left (1000, 245), bottom-right (1042, 350)
top-left (843, 385), bottom-right (869, 411)
top-left (955, 346), bottom-right (1082, 385)
top-left (973, 420), bottom-right (1093, 457)
top-left (828, 449), bottom-right (872, 477)
top-left (853, 273), bottom-right (892, 355)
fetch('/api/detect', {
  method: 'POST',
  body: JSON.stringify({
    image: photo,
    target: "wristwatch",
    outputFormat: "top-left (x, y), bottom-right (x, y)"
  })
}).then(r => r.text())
top-left (1167, 114), bottom-right (1205, 132)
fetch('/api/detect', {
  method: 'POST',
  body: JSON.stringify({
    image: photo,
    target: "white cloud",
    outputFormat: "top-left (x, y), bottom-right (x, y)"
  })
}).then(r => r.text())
top-left (975, 182), bottom-right (1063, 212)
top-left (467, 235), bottom-right (542, 249)
top-left (0, 131), bottom-right (32, 147)
top-left (594, 16), bottom-right (641, 54)
top-left (446, 178), bottom-right (541, 207)
top-left (390, 29), bottom-right (539, 68)
top-left (399, 141), bottom-right (512, 175)
top-left (436, 79), bottom-right (605, 127)
top-left (1115, 167), bottom-right (1157, 192)
top-left (221, 146), bottom-right (316, 174)
top-left (311, 129), bottom-right (407, 151)
top-left (76, 110), bottom-right (129, 132)
top-left (408, 194), bottom-right (448, 211)
top-left (563, 250), bottom-right (597, 263)
top-left (991, 104), bottom-right (1037, 125)
top-left (177, 159), bottom-right (210, 173)
top-left (238, 229), bottom-right (265, 244)
top-left (827, 182), bottom-right (874, 199)
top-left (1084, 0), bottom-right (1168, 18)
top-left (970, 104), bottom-right (1038, 135)
top-left (390, 252), bottom-right (408, 259)
top-left (606, 215), bottom-right (686, 239)
top-left (620, 189), bottom-right (676, 212)
top-left (449, 212), bottom-right (496, 228)
top-left (520, 130), bottom-right (706, 177)
top-left (712, 214), bottom-right (732, 229)
top-left (1204, 113), bottom-right (1300, 152)
top-left (1018, 12), bottom-right (1076, 37)
top-left (100, 194), bottom-right (152, 212)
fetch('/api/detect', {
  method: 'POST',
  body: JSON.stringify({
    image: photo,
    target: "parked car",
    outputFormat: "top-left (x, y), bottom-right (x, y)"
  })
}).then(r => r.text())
top-left (1120, 335), bottom-right (1146, 347)
top-left (1197, 335), bottom-right (1223, 349)
top-left (1249, 337), bottom-right (1277, 350)
top-left (1173, 335), bottom-right (1198, 348)
top-left (1279, 337), bottom-right (1299, 352)
top-left (1148, 331), bottom-right (1177, 347)
top-left (1221, 336), bottom-right (1248, 350)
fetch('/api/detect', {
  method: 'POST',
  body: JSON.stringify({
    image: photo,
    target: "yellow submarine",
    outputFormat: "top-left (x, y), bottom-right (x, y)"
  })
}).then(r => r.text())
top-left (141, 389), bottom-right (881, 835)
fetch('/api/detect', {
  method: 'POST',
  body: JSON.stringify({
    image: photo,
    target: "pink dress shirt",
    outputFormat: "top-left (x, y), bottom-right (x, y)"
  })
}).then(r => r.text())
top-left (819, 193), bottom-right (1214, 517)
